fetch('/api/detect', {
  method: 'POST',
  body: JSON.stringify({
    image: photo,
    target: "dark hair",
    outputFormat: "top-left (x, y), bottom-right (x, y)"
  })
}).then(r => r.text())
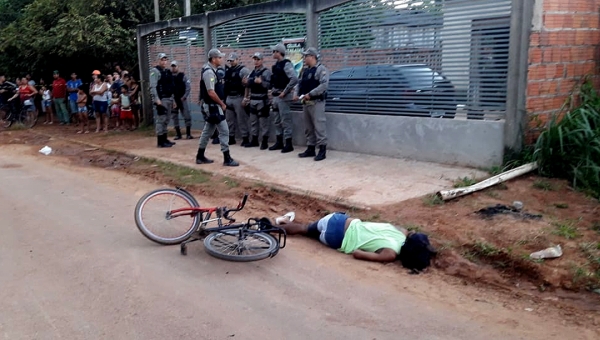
top-left (121, 84), bottom-right (129, 91)
top-left (398, 233), bottom-right (437, 273)
top-left (77, 85), bottom-right (85, 91)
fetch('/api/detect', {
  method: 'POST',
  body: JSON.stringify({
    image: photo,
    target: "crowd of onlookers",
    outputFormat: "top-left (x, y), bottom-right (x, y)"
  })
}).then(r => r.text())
top-left (0, 66), bottom-right (143, 133)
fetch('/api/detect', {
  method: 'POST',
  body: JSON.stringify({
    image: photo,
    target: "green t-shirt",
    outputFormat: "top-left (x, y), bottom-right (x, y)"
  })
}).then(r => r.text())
top-left (339, 219), bottom-right (406, 254)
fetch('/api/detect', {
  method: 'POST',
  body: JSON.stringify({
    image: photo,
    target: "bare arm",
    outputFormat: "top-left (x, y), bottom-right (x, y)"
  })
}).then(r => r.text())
top-left (352, 248), bottom-right (397, 263)
top-left (28, 85), bottom-right (38, 96)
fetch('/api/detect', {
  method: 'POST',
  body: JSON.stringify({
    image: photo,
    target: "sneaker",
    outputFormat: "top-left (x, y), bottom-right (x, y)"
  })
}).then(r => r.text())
top-left (275, 212), bottom-right (295, 225)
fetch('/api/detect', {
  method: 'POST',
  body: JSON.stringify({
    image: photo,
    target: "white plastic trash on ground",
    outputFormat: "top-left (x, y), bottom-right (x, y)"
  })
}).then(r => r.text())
top-left (530, 245), bottom-right (563, 259)
top-left (39, 146), bottom-right (52, 156)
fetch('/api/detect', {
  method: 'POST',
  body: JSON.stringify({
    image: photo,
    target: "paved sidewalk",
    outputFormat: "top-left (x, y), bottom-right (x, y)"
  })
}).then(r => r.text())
top-left (98, 134), bottom-right (485, 208)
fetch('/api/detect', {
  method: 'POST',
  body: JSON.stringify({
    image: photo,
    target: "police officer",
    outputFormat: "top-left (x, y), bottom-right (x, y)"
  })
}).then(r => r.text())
top-left (149, 52), bottom-right (176, 148)
top-left (211, 65), bottom-right (227, 145)
top-left (224, 52), bottom-right (251, 146)
top-left (293, 47), bottom-right (329, 161)
top-left (170, 60), bottom-right (194, 140)
top-left (243, 52), bottom-right (272, 150)
top-left (269, 43), bottom-right (298, 153)
top-left (195, 48), bottom-right (239, 167)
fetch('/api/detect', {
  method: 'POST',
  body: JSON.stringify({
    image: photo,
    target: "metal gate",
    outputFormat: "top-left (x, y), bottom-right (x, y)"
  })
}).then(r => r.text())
top-left (318, 0), bottom-right (511, 119)
top-left (145, 27), bottom-right (205, 106)
top-left (211, 13), bottom-right (307, 71)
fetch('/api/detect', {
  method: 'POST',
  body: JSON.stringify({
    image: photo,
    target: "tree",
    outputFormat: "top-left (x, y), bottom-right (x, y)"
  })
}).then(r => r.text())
top-left (0, 0), bottom-right (270, 79)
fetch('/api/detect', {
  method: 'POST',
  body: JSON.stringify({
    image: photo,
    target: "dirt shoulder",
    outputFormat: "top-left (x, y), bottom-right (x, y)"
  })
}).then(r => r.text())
top-left (1, 126), bottom-right (600, 333)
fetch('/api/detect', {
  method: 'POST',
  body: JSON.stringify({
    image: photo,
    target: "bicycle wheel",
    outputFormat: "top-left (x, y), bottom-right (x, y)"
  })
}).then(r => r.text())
top-left (20, 108), bottom-right (37, 129)
top-left (134, 188), bottom-right (201, 245)
top-left (0, 106), bottom-right (12, 128)
top-left (204, 230), bottom-right (279, 262)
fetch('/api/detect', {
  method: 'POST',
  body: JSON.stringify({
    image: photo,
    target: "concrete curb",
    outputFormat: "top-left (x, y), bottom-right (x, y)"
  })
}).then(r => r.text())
top-left (32, 131), bottom-right (371, 211)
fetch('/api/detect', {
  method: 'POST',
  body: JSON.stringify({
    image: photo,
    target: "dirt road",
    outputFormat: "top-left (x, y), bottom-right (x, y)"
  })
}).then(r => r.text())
top-left (0, 149), bottom-right (592, 340)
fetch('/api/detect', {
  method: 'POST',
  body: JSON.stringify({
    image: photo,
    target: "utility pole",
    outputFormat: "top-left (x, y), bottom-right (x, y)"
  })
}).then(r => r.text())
top-left (185, 0), bottom-right (191, 16)
top-left (154, 0), bottom-right (160, 22)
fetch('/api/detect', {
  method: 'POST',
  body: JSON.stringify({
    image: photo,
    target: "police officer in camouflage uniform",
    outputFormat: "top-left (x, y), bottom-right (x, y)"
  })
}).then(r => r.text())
top-left (243, 52), bottom-right (272, 150)
top-left (149, 53), bottom-right (176, 148)
top-left (269, 43), bottom-right (298, 153)
top-left (170, 60), bottom-right (194, 140)
top-left (294, 47), bottom-right (329, 161)
top-left (224, 52), bottom-right (251, 146)
top-left (195, 48), bottom-right (239, 167)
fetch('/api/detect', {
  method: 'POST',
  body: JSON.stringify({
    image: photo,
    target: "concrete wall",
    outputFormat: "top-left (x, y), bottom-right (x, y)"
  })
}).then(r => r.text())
top-left (526, 0), bottom-right (600, 138)
top-left (289, 113), bottom-right (505, 168)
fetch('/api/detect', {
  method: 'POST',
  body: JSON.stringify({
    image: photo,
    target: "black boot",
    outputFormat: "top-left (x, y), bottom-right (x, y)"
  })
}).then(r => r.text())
top-left (195, 148), bottom-right (214, 164)
top-left (240, 137), bottom-right (250, 147)
top-left (314, 145), bottom-right (327, 161)
top-left (174, 127), bottom-right (182, 140)
top-left (186, 126), bottom-right (194, 139)
top-left (228, 136), bottom-right (236, 145)
top-left (245, 135), bottom-right (259, 148)
top-left (163, 134), bottom-right (176, 146)
top-left (157, 135), bottom-right (172, 148)
top-left (260, 136), bottom-right (269, 150)
top-left (268, 134), bottom-right (283, 151)
top-left (298, 145), bottom-right (316, 158)
top-left (223, 151), bottom-right (239, 167)
top-left (281, 138), bottom-right (294, 153)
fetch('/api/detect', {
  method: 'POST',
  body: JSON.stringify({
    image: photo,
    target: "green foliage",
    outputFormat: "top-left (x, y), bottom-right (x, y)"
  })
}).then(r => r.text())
top-left (422, 193), bottom-right (444, 206)
top-left (552, 220), bottom-right (581, 240)
top-left (533, 78), bottom-right (600, 199)
top-left (532, 179), bottom-right (555, 191)
top-left (0, 0), bottom-right (269, 77)
top-left (453, 176), bottom-right (477, 188)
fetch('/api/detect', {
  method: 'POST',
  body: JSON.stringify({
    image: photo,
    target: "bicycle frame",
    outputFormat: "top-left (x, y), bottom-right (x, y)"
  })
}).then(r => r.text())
top-left (173, 191), bottom-right (287, 255)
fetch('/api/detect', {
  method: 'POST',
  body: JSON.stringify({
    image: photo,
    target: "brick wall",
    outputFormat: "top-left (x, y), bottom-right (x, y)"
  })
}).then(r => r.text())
top-left (527, 0), bottom-right (600, 131)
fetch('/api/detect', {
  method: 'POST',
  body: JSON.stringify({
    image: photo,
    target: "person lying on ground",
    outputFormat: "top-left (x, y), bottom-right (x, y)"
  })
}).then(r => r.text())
top-left (275, 212), bottom-right (437, 271)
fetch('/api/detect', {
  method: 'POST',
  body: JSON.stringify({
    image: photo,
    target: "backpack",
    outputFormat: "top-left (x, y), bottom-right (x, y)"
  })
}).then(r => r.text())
top-left (398, 232), bottom-right (437, 273)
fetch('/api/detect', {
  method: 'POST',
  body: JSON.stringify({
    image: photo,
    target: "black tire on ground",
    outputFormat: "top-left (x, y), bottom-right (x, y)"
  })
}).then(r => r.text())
top-left (134, 188), bottom-right (201, 245)
top-left (203, 230), bottom-right (279, 262)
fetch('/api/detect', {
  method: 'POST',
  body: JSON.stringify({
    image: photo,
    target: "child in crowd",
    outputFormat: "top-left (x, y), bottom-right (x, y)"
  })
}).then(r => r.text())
top-left (41, 85), bottom-right (53, 124)
top-left (110, 91), bottom-right (121, 130)
top-left (76, 86), bottom-right (89, 134)
top-left (119, 85), bottom-right (133, 131)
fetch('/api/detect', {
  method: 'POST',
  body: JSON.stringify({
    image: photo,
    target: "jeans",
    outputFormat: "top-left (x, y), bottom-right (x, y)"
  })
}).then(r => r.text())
top-left (54, 98), bottom-right (69, 123)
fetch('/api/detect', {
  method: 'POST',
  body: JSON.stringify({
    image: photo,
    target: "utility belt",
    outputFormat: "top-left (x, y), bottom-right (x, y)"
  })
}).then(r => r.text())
top-left (302, 92), bottom-right (327, 101)
top-left (250, 93), bottom-right (268, 101)
top-left (226, 91), bottom-right (243, 97)
top-left (271, 89), bottom-right (285, 96)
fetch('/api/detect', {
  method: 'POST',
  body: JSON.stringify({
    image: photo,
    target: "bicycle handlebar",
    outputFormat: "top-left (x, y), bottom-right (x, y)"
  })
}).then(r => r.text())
top-left (222, 193), bottom-right (249, 221)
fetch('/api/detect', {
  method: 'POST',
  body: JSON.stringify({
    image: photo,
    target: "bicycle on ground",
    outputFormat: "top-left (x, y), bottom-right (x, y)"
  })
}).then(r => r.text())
top-left (0, 101), bottom-right (37, 129)
top-left (134, 188), bottom-right (287, 261)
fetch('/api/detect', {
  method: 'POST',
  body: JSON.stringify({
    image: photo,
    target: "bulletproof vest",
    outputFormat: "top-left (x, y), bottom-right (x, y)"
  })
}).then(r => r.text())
top-left (224, 65), bottom-right (245, 96)
top-left (249, 67), bottom-right (268, 99)
top-left (200, 66), bottom-right (225, 105)
top-left (298, 65), bottom-right (324, 100)
top-left (174, 72), bottom-right (186, 97)
top-left (271, 59), bottom-right (291, 90)
top-left (156, 66), bottom-right (174, 98)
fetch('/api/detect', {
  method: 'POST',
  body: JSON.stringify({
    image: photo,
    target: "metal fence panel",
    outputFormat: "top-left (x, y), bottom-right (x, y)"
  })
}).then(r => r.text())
top-left (318, 0), bottom-right (511, 119)
top-left (212, 13), bottom-right (307, 73)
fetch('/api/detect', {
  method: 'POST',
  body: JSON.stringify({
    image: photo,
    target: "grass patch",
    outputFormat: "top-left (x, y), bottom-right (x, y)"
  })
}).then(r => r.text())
top-left (9, 123), bottom-right (27, 130)
top-left (138, 157), bottom-right (211, 185)
top-left (223, 176), bottom-right (239, 188)
top-left (591, 222), bottom-right (600, 234)
top-left (552, 220), bottom-right (581, 239)
top-left (553, 203), bottom-right (569, 209)
top-left (533, 179), bottom-right (555, 191)
top-left (533, 78), bottom-right (600, 199)
top-left (422, 193), bottom-right (444, 206)
top-left (453, 176), bottom-right (477, 188)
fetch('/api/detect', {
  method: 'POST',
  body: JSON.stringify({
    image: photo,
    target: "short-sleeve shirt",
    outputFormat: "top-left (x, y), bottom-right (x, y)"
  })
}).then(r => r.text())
top-left (67, 79), bottom-right (82, 101)
top-left (202, 63), bottom-right (218, 92)
top-left (339, 220), bottom-right (406, 254)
